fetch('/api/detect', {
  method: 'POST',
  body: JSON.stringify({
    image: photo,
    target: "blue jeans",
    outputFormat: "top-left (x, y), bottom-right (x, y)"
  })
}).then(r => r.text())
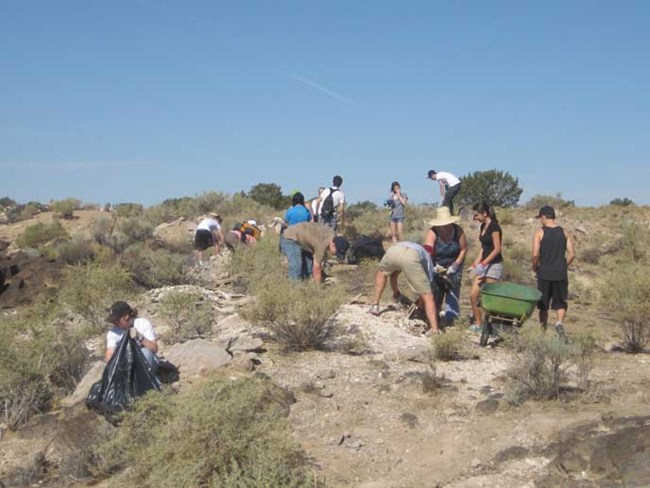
top-left (140, 347), bottom-right (159, 375)
top-left (435, 271), bottom-right (462, 324)
top-left (281, 236), bottom-right (313, 280)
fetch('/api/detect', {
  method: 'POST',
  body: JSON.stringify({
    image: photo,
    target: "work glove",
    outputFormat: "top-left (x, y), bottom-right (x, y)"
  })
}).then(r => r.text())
top-left (447, 262), bottom-right (460, 275)
top-left (129, 328), bottom-right (144, 342)
top-left (473, 263), bottom-right (487, 278)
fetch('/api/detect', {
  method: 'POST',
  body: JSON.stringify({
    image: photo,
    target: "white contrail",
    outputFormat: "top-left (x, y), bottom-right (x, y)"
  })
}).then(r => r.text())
top-left (288, 74), bottom-right (353, 104)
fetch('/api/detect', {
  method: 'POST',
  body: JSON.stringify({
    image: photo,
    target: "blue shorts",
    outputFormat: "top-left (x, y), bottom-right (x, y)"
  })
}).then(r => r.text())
top-left (391, 217), bottom-right (404, 223)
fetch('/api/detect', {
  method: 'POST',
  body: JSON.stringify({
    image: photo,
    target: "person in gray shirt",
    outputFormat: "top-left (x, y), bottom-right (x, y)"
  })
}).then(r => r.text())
top-left (387, 181), bottom-right (408, 243)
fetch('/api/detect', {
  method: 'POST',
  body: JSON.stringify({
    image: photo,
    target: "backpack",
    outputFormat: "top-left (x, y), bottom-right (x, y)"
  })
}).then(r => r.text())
top-left (320, 188), bottom-right (339, 220)
top-left (240, 222), bottom-right (261, 240)
top-left (347, 236), bottom-right (385, 264)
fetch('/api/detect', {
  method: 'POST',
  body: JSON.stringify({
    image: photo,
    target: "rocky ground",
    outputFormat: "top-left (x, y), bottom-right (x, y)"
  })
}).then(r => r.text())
top-left (1, 207), bottom-right (650, 487)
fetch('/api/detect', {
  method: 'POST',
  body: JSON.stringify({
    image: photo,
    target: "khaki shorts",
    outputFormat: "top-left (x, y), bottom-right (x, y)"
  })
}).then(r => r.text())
top-left (379, 246), bottom-right (432, 295)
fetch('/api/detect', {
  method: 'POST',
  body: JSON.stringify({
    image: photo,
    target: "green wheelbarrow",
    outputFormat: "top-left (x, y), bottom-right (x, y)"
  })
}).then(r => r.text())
top-left (479, 282), bottom-right (542, 347)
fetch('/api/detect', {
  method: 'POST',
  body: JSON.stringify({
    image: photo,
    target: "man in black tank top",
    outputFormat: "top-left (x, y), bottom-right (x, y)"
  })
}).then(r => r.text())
top-left (531, 206), bottom-right (575, 340)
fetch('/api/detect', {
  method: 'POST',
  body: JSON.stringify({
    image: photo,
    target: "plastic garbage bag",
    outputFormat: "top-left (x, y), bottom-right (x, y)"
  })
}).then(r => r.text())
top-left (347, 236), bottom-right (385, 264)
top-left (86, 333), bottom-right (161, 420)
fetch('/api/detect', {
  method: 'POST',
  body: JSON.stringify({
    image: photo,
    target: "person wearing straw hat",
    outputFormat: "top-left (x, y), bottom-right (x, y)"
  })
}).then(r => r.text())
top-left (423, 206), bottom-right (468, 324)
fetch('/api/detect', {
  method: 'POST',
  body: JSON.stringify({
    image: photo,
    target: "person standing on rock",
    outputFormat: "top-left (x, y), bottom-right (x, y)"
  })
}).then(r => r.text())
top-left (427, 169), bottom-right (461, 215)
top-left (368, 241), bottom-right (440, 335)
top-left (387, 181), bottom-right (408, 243)
top-left (531, 205), bottom-right (575, 341)
top-left (194, 213), bottom-right (224, 265)
top-left (105, 301), bottom-right (159, 375)
top-left (281, 222), bottom-right (349, 281)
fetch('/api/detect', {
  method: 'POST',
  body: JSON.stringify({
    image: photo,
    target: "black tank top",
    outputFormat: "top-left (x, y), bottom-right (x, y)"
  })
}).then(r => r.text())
top-left (479, 220), bottom-right (503, 263)
top-left (538, 226), bottom-right (567, 280)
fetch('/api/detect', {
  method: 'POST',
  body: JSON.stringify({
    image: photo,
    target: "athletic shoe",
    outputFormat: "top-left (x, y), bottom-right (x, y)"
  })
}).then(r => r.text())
top-left (555, 323), bottom-right (568, 343)
top-left (468, 324), bottom-right (482, 333)
top-left (368, 304), bottom-right (381, 316)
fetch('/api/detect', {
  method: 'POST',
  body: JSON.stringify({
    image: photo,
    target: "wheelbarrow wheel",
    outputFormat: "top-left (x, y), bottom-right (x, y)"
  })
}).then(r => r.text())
top-left (479, 315), bottom-right (492, 347)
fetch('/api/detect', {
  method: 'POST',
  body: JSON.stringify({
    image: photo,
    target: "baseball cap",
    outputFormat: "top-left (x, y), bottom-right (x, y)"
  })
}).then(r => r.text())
top-left (536, 205), bottom-right (556, 219)
top-left (333, 236), bottom-right (349, 261)
top-left (106, 301), bottom-right (134, 324)
top-left (427, 169), bottom-right (437, 179)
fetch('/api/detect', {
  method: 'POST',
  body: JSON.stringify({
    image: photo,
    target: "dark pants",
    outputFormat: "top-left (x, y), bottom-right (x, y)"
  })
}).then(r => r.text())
top-left (443, 183), bottom-right (461, 215)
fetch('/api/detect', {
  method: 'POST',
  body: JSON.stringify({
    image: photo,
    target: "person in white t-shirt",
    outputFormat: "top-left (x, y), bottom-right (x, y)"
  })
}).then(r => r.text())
top-left (427, 170), bottom-right (461, 215)
top-left (309, 187), bottom-right (325, 222)
top-left (105, 301), bottom-right (159, 374)
top-left (318, 175), bottom-right (346, 230)
top-left (194, 212), bottom-right (224, 265)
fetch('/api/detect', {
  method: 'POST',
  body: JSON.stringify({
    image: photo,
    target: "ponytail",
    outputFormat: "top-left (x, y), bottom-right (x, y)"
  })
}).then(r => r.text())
top-left (472, 202), bottom-right (498, 224)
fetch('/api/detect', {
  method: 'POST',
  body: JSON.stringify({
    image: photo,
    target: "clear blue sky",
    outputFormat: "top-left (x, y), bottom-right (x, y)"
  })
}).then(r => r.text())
top-left (2, 1), bottom-right (649, 207)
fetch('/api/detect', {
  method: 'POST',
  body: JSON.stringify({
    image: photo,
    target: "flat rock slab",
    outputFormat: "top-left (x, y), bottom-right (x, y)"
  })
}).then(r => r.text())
top-left (164, 339), bottom-right (232, 376)
top-left (61, 361), bottom-right (105, 407)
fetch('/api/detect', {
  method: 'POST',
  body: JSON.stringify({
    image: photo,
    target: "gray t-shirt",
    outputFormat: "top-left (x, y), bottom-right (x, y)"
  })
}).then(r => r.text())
top-left (389, 192), bottom-right (407, 219)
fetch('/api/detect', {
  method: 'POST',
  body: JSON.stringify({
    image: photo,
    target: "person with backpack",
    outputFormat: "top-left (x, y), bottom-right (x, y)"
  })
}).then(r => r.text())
top-left (423, 206), bottom-right (467, 324)
top-left (223, 221), bottom-right (259, 251)
top-left (368, 241), bottom-right (440, 335)
top-left (386, 181), bottom-right (408, 243)
top-left (281, 221), bottom-right (349, 281)
top-left (427, 169), bottom-right (461, 215)
top-left (105, 301), bottom-right (159, 374)
top-left (318, 175), bottom-right (345, 230)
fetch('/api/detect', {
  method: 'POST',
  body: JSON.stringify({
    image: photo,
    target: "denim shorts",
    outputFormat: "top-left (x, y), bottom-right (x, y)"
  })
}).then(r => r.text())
top-left (391, 217), bottom-right (404, 223)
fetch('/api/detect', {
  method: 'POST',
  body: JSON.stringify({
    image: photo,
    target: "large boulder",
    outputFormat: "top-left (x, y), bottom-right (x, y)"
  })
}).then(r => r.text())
top-left (61, 361), bottom-right (105, 407)
top-left (164, 339), bottom-right (232, 377)
top-left (153, 218), bottom-right (195, 252)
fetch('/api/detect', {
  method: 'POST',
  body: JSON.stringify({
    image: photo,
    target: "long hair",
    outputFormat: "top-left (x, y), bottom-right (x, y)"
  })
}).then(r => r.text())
top-left (390, 181), bottom-right (400, 193)
top-left (472, 202), bottom-right (498, 224)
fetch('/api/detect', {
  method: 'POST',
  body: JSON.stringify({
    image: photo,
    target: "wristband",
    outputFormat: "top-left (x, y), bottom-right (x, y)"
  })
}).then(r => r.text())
top-left (423, 245), bottom-right (434, 256)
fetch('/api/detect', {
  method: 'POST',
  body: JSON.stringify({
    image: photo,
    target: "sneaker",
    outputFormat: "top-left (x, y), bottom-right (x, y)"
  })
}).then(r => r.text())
top-left (368, 304), bottom-right (381, 316)
top-left (555, 323), bottom-right (568, 343)
top-left (468, 324), bottom-right (482, 333)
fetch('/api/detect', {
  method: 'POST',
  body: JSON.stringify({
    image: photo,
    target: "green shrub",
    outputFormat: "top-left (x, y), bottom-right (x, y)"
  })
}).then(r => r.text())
top-left (609, 197), bottom-right (634, 207)
top-left (506, 327), bottom-right (593, 401)
top-left (244, 277), bottom-right (345, 351)
top-left (431, 327), bottom-right (464, 361)
top-left (116, 215), bottom-right (154, 243)
top-left (113, 202), bottom-right (145, 218)
top-left (457, 169), bottom-right (523, 208)
top-left (0, 301), bottom-right (88, 428)
top-left (19, 202), bottom-right (41, 221)
top-left (93, 375), bottom-right (320, 487)
top-left (51, 198), bottom-right (81, 219)
top-left (600, 264), bottom-right (650, 353)
top-left (58, 262), bottom-right (135, 334)
top-left (524, 193), bottom-right (575, 210)
top-left (158, 290), bottom-right (214, 343)
top-left (247, 182), bottom-right (291, 210)
top-left (16, 220), bottom-right (69, 249)
top-left (227, 235), bottom-right (284, 293)
top-left (120, 244), bottom-right (187, 289)
top-left (56, 235), bottom-right (97, 264)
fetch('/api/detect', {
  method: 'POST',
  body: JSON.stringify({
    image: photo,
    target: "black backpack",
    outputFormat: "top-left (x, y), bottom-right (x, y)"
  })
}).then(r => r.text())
top-left (347, 236), bottom-right (385, 264)
top-left (320, 188), bottom-right (339, 220)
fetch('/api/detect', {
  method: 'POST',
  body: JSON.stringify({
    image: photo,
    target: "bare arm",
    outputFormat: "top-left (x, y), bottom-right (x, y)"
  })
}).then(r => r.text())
top-left (565, 230), bottom-right (575, 267)
top-left (312, 261), bottom-right (323, 282)
top-left (531, 228), bottom-right (543, 271)
top-left (456, 228), bottom-right (468, 266)
top-left (424, 229), bottom-right (437, 258)
top-left (438, 181), bottom-right (445, 198)
top-left (105, 347), bottom-right (115, 362)
top-left (338, 202), bottom-right (345, 225)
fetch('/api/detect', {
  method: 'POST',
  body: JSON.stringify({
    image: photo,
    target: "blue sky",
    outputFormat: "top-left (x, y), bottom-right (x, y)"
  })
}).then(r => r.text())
top-left (2, 1), bottom-right (649, 207)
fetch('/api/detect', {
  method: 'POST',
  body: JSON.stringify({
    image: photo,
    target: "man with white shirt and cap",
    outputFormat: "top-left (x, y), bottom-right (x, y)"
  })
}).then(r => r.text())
top-left (427, 169), bottom-right (461, 215)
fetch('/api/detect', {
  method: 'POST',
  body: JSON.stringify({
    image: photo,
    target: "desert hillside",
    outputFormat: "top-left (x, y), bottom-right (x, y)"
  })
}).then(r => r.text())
top-left (1, 196), bottom-right (650, 488)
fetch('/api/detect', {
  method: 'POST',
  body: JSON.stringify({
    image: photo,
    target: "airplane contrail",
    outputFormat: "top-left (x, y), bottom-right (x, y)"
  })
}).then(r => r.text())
top-left (288, 74), bottom-right (353, 104)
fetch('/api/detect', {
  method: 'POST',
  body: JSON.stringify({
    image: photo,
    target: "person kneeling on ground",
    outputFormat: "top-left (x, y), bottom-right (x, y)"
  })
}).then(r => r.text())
top-left (194, 212), bottom-right (224, 264)
top-left (368, 241), bottom-right (440, 335)
top-left (281, 222), bottom-right (349, 281)
top-left (105, 301), bottom-right (159, 375)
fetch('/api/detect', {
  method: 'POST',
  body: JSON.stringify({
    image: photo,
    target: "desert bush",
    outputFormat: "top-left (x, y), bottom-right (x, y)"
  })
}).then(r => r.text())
top-left (56, 235), bottom-right (97, 264)
top-left (609, 197), bottom-right (634, 207)
top-left (120, 244), bottom-right (187, 289)
top-left (431, 327), bottom-right (464, 361)
top-left (0, 301), bottom-right (88, 428)
top-left (158, 290), bottom-right (214, 343)
top-left (51, 198), bottom-right (81, 219)
top-left (573, 334), bottom-right (596, 391)
top-left (58, 262), bottom-right (135, 333)
top-left (244, 278), bottom-right (345, 351)
top-left (508, 243), bottom-right (530, 262)
top-left (524, 193), bottom-right (575, 210)
top-left (580, 245), bottom-right (601, 265)
top-left (247, 182), bottom-right (291, 210)
top-left (116, 215), bottom-right (154, 243)
top-left (227, 235), bottom-right (284, 293)
top-left (91, 214), bottom-right (117, 246)
top-left (113, 202), bottom-right (145, 218)
top-left (16, 220), bottom-right (69, 249)
top-left (506, 327), bottom-right (593, 401)
top-left (346, 200), bottom-right (379, 220)
top-left (457, 169), bottom-right (523, 208)
top-left (19, 202), bottom-right (41, 221)
top-left (502, 260), bottom-right (530, 285)
top-left (93, 375), bottom-right (320, 487)
top-left (600, 264), bottom-right (650, 353)
top-left (618, 222), bottom-right (648, 263)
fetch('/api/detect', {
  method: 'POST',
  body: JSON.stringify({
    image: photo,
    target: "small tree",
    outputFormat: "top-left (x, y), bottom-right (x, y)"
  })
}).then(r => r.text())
top-left (457, 170), bottom-right (523, 208)
top-left (247, 183), bottom-right (290, 210)
top-left (609, 197), bottom-right (634, 207)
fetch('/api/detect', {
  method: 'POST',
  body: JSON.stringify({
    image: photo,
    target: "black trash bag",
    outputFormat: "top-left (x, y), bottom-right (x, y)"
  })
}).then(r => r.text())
top-left (86, 333), bottom-right (161, 420)
top-left (347, 236), bottom-right (385, 264)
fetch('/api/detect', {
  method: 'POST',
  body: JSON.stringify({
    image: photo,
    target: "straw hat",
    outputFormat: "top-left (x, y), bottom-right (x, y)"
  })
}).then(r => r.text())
top-left (428, 206), bottom-right (460, 227)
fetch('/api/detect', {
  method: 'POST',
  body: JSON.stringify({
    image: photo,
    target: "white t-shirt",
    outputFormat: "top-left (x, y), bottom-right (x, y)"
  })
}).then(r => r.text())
top-left (106, 317), bottom-right (157, 349)
top-left (435, 171), bottom-right (460, 187)
top-left (196, 218), bottom-right (221, 232)
top-left (318, 187), bottom-right (345, 215)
